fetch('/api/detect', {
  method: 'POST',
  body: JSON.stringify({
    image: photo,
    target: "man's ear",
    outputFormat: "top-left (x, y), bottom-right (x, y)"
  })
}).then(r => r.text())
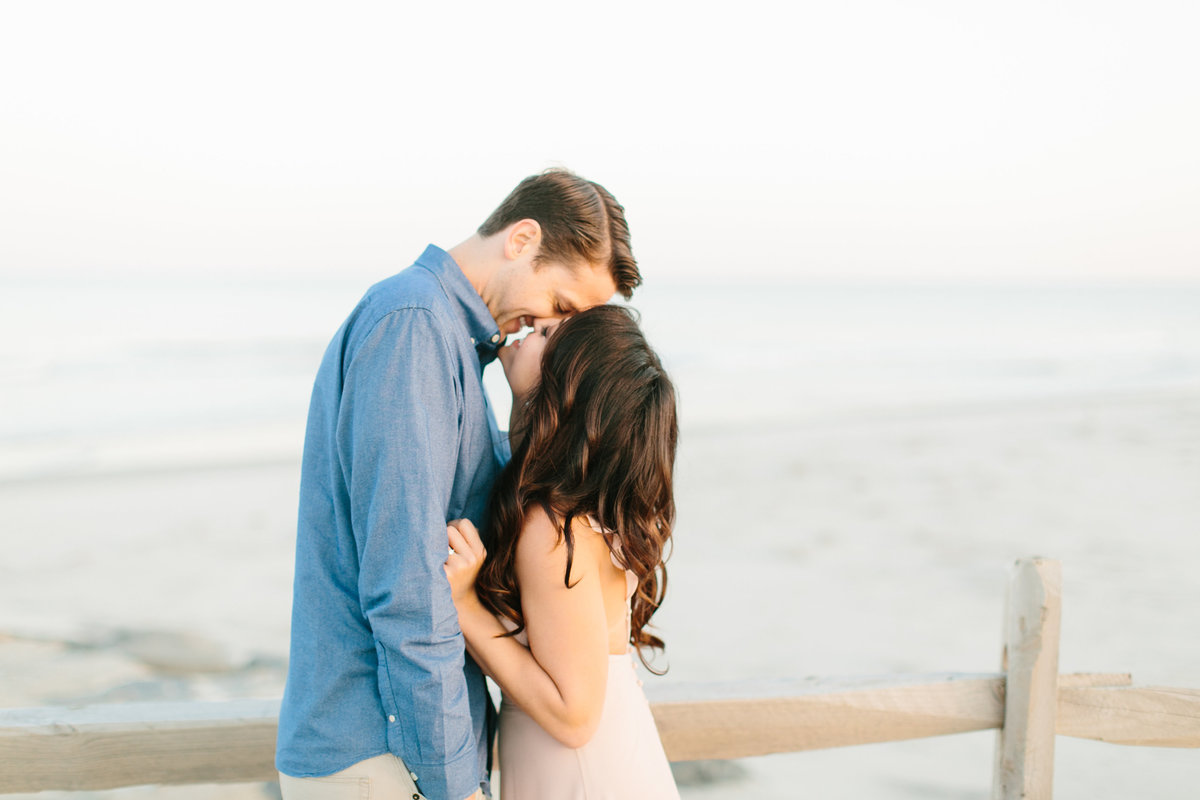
top-left (505, 219), bottom-right (542, 261)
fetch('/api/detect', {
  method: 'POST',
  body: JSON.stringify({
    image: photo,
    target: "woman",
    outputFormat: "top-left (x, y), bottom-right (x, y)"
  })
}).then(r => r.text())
top-left (444, 304), bottom-right (680, 799)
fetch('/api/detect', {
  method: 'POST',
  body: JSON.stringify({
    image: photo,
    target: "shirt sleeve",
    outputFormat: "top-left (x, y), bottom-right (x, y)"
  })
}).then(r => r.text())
top-left (337, 308), bottom-right (480, 800)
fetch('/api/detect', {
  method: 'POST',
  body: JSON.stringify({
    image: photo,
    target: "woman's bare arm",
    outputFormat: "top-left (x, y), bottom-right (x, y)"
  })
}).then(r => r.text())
top-left (445, 510), bottom-right (610, 748)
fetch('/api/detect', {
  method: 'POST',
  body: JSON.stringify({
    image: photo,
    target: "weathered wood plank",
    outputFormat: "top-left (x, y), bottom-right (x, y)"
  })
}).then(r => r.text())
top-left (1, 671), bottom-right (1195, 794)
top-left (1, 677), bottom-right (1009, 792)
top-left (1058, 686), bottom-right (1200, 748)
top-left (1058, 673), bottom-right (1131, 689)
top-left (650, 673), bottom-right (1006, 761)
top-left (993, 558), bottom-right (1062, 800)
top-left (0, 700), bottom-right (280, 792)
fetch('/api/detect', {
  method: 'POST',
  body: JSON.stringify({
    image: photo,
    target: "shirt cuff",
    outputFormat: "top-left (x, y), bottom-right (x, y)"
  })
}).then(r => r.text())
top-left (404, 745), bottom-right (483, 800)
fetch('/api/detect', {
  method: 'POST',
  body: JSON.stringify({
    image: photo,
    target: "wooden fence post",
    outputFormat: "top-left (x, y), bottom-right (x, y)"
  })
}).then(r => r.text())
top-left (993, 558), bottom-right (1062, 799)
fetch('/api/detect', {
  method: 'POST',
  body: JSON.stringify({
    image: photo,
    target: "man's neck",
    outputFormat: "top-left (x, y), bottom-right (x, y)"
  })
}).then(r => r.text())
top-left (447, 235), bottom-right (494, 299)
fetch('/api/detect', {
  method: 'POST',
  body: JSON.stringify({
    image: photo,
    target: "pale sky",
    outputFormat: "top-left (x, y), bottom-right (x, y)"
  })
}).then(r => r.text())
top-left (2, 0), bottom-right (1198, 282)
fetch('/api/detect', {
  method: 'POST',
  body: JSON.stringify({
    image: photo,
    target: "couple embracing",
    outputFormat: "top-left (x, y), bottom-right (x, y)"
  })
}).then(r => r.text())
top-left (275, 169), bottom-right (681, 800)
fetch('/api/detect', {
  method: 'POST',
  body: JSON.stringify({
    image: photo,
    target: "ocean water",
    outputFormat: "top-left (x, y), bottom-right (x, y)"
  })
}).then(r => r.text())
top-left (2, 274), bottom-right (1199, 481)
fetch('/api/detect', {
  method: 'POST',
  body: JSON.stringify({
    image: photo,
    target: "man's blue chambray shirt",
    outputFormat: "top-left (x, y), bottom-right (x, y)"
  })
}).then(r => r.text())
top-left (276, 245), bottom-right (510, 800)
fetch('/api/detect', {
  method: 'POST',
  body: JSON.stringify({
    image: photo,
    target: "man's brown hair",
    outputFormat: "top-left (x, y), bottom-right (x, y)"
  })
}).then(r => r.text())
top-left (478, 168), bottom-right (640, 299)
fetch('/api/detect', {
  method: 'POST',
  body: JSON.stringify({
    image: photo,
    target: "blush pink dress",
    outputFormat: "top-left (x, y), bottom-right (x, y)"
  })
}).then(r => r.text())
top-left (497, 520), bottom-right (680, 800)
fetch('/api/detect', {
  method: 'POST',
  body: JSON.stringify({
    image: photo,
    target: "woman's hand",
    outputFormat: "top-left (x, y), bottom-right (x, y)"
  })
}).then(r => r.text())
top-left (443, 518), bottom-right (486, 606)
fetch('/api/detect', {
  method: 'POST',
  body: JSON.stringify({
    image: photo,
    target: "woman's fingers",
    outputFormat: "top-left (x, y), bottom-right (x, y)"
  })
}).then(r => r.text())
top-left (444, 522), bottom-right (485, 603)
top-left (443, 545), bottom-right (475, 595)
top-left (447, 523), bottom-right (470, 555)
top-left (448, 518), bottom-right (487, 560)
top-left (446, 522), bottom-right (484, 594)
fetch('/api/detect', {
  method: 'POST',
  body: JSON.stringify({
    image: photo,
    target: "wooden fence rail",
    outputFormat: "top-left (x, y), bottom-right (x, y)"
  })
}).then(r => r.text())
top-left (1, 559), bottom-right (1197, 796)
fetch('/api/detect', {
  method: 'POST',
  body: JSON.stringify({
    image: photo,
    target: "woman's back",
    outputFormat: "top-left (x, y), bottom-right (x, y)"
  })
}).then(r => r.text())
top-left (501, 515), bottom-right (635, 655)
top-left (498, 513), bottom-right (680, 800)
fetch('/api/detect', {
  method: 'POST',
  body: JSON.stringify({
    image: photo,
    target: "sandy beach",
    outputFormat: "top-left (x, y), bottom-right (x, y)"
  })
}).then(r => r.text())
top-left (2, 385), bottom-right (1197, 798)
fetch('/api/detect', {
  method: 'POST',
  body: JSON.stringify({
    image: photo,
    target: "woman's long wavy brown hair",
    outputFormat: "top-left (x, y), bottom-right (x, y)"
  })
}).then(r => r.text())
top-left (475, 304), bottom-right (678, 671)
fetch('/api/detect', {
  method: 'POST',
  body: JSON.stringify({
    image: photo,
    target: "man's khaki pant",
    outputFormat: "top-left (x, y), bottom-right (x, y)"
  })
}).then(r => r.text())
top-left (278, 753), bottom-right (429, 800)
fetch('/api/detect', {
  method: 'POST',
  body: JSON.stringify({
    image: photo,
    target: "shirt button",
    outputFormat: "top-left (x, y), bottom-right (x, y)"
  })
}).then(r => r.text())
top-left (490, 333), bottom-right (500, 344)
top-left (470, 337), bottom-right (476, 345)
top-left (388, 715), bottom-right (396, 722)
top-left (410, 771), bottom-right (419, 781)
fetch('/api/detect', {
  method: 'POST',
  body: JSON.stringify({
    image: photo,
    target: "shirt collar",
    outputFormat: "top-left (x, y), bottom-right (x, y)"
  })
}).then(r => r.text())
top-left (414, 244), bottom-right (505, 365)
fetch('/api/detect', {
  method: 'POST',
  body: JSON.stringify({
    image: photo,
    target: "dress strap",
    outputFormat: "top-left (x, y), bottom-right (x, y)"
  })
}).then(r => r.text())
top-left (586, 514), bottom-right (637, 646)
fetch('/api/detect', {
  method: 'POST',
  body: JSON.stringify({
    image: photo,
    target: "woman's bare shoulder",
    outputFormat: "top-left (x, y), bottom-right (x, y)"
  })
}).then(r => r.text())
top-left (515, 505), bottom-right (606, 585)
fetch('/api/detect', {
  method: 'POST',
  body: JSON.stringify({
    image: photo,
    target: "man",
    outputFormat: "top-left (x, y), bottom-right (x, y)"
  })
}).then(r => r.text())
top-left (276, 169), bottom-right (640, 800)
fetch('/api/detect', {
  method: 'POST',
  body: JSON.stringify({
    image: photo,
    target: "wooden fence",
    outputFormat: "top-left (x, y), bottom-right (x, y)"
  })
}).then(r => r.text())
top-left (2, 559), bottom-right (1198, 798)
